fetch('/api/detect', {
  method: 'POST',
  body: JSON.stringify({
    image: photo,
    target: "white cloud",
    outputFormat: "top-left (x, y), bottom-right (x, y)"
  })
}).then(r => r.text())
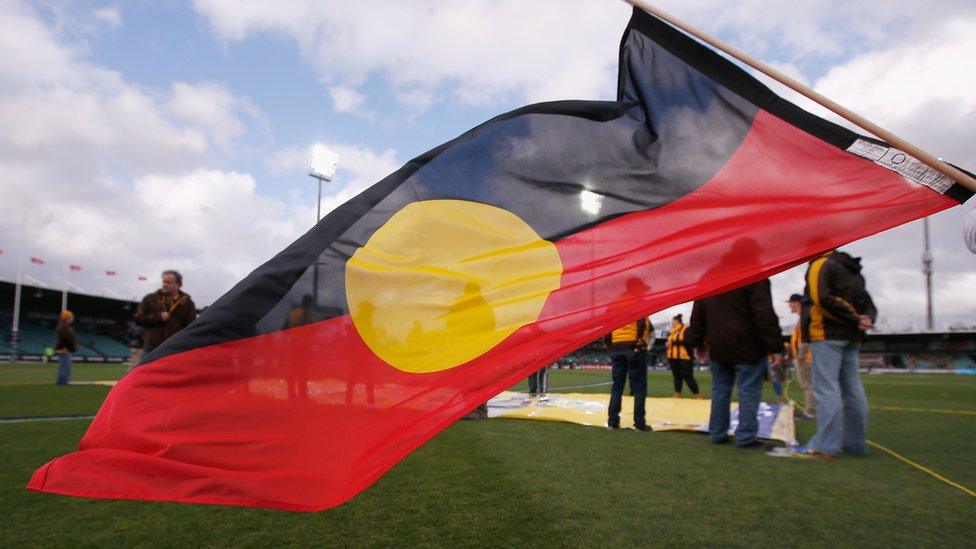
top-left (192, 0), bottom-right (976, 118)
top-left (327, 84), bottom-right (364, 112)
top-left (0, 1), bottom-right (84, 90)
top-left (813, 18), bottom-right (976, 166)
top-left (129, 169), bottom-right (310, 281)
top-left (167, 82), bottom-right (266, 152)
top-left (393, 87), bottom-right (436, 116)
top-left (92, 7), bottom-right (122, 28)
top-left (193, 0), bottom-right (627, 114)
top-left (0, 1), bottom-right (300, 304)
top-left (14, 168), bottom-right (313, 303)
top-left (264, 146), bottom-right (308, 175)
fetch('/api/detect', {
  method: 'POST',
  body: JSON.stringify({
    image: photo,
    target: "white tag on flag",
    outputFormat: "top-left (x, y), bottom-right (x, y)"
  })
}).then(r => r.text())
top-left (847, 138), bottom-right (954, 194)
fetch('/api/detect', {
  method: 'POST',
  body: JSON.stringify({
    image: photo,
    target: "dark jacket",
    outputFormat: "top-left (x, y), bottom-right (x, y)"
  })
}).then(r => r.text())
top-left (136, 290), bottom-right (197, 351)
top-left (801, 251), bottom-right (877, 342)
top-left (55, 322), bottom-right (77, 353)
top-left (685, 279), bottom-right (782, 364)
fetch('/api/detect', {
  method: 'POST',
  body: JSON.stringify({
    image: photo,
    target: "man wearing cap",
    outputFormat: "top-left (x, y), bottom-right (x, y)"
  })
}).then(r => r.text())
top-left (54, 310), bottom-right (77, 385)
top-left (788, 293), bottom-right (815, 419)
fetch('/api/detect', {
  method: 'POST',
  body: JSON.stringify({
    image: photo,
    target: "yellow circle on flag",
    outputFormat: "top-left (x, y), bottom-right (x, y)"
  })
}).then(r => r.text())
top-left (345, 199), bottom-right (563, 374)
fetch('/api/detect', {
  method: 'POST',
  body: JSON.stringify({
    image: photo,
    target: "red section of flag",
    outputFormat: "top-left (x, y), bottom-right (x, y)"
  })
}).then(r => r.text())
top-left (105, 271), bottom-right (116, 276)
top-left (69, 265), bottom-right (81, 272)
top-left (30, 257), bottom-right (44, 265)
top-left (27, 110), bottom-right (957, 511)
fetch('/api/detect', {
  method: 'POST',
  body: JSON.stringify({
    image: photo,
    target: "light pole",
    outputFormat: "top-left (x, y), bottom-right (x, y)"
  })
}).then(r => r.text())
top-left (9, 210), bottom-right (26, 363)
top-left (10, 257), bottom-right (23, 364)
top-left (309, 145), bottom-right (339, 307)
top-left (922, 217), bottom-right (934, 331)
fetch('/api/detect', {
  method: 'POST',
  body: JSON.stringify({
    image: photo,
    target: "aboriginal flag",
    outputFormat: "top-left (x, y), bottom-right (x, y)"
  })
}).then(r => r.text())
top-left (30, 8), bottom-right (971, 510)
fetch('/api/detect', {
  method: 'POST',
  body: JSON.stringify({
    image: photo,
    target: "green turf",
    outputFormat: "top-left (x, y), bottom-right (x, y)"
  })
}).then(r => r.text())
top-left (1, 364), bottom-right (974, 547)
top-left (0, 362), bottom-right (127, 385)
top-left (0, 385), bottom-right (111, 418)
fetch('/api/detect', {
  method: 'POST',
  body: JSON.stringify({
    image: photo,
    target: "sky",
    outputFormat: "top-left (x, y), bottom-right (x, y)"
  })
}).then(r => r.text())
top-left (0, 0), bottom-right (974, 333)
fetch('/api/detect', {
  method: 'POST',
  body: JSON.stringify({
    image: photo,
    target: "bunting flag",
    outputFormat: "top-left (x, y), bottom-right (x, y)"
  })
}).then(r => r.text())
top-left (29, 257), bottom-right (44, 265)
top-left (69, 265), bottom-right (81, 272)
top-left (29, 7), bottom-right (972, 511)
top-left (137, 276), bottom-right (148, 281)
top-left (104, 271), bottom-right (116, 276)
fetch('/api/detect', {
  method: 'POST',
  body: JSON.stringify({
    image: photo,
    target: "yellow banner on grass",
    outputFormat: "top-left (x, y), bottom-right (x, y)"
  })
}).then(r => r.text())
top-left (487, 392), bottom-right (796, 444)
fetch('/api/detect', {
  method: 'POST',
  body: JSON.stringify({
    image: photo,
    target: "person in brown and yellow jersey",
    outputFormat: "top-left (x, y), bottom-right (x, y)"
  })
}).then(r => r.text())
top-left (605, 317), bottom-right (652, 431)
top-left (665, 314), bottom-right (700, 398)
top-left (796, 250), bottom-right (876, 459)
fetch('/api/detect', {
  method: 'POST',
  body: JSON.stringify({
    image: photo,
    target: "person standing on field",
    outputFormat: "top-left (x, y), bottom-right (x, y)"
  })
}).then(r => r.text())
top-left (605, 317), bottom-right (653, 432)
top-left (796, 250), bottom-right (876, 459)
top-left (136, 270), bottom-right (197, 357)
top-left (788, 293), bottom-right (815, 419)
top-left (686, 279), bottom-right (783, 449)
top-left (54, 310), bottom-right (77, 385)
top-left (666, 314), bottom-right (700, 398)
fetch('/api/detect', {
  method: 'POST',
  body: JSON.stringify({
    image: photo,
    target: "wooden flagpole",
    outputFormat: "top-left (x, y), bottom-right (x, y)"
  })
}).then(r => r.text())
top-left (623, 0), bottom-right (976, 193)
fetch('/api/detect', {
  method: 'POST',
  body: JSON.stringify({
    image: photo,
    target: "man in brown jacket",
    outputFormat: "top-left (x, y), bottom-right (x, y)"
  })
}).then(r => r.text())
top-left (135, 270), bottom-right (197, 358)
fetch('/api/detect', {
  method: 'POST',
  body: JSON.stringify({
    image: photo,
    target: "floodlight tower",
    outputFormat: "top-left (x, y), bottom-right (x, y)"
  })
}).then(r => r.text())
top-left (309, 145), bottom-right (339, 306)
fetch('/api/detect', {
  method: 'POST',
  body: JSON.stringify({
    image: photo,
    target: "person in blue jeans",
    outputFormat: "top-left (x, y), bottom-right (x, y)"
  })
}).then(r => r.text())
top-left (797, 250), bottom-right (876, 458)
top-left (605, 317), bottom-right (652, 431)
top-left (686, 278), bottom-right (783, 448)
top-left (807, 340), bottom-right (868, 455)
top-left (768, 361), bottom-right (786, 404)
top-left (54, 310), bottom-right (78, 386)
top-left (527, 365), bottom-right (549, 396)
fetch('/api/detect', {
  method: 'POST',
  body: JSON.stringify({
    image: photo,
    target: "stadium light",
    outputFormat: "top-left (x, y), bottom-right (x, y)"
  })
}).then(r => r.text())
top-left (309, 144), bottom-right (339, 223)
top-left (309, 145), bottom-right (339, 307)
top-left (310, 144), bottom-right (339, 182)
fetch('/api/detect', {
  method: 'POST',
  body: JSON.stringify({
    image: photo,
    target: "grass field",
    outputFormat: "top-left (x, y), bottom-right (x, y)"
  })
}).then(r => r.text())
top-left (1, 362), bottom-right (973, 547)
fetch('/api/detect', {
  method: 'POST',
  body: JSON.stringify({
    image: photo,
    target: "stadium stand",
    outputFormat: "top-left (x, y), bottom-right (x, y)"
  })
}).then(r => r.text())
top-left (75, 329), bottom-right (131, 358)
top-left (1, 281), bottom-right (136, 362)
top-left (12, 322), bottom-right (52, 355)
